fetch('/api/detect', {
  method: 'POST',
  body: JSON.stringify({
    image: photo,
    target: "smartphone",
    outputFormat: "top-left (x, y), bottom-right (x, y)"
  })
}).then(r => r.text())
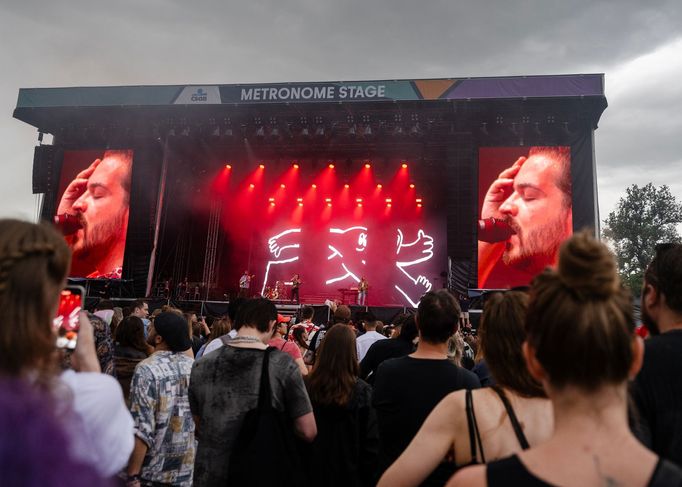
top-left (53, 285), bottom-right (85, 350)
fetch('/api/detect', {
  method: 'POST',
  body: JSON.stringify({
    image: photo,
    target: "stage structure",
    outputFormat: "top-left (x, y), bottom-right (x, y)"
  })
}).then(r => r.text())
top-left (14, 75), bottom-right (607, 307)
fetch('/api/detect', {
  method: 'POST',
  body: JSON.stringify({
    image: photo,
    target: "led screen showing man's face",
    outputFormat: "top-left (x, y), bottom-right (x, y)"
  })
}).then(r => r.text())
top-left (56, 150), bottom-right (133, 278)
top-left (478, 146), bottom-right (573, 289)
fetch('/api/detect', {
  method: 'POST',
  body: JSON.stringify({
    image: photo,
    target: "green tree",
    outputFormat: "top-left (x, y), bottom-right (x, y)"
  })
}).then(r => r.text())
top-left (602, 183), bottom-right (682, 295)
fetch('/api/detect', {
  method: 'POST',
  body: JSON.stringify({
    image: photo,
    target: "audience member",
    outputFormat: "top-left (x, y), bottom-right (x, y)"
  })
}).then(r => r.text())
top-left (0, 219), bottom-right (133, 478)
top-left (131, 299), bottom-right (150, 336)
top-left (291, 325), bottom-right (309, 358)
top-left (269, 314), bottom-right (308, 375)
top-left (110, 306), bottom-right (124, 336)
top-left (450, 232), bottom-right (682, 486)
top-left (304, 325), bottom-right (379, 487)
top-left (373, 290), bottom-right (480, 486)
top-left (113, 315), bottom-right (153, 404)
top-left (189, 298), bottom-right (316, 485)
top-left (360, 314), bottom-right (417, 384)
top-left (306, 304), bottom-right (352, 365)
top-left (201, 297), bottom-right (246, 355)
top-left (127, 312), bottom-right (195, 486)
top-left (633, 242), bottom-right (682, 466)
top-left (195, 317), bottom-right (231, 359)
top-left (288, 305), bottom-right (319, 342)
top-left (379, 291), bottom-right (552, 486)
top-left (356, 318), bottom-right (387, 361)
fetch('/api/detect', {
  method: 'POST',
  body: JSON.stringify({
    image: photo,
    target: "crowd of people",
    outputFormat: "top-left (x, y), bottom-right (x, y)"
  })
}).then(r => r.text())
top-left (1, 217), bottom-right (682, 486)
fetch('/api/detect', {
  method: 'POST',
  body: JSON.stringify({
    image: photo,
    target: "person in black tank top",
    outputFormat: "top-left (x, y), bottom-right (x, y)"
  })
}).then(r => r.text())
top-left (378, 292), bottom-right (552, 487)
top-left (449, 232), bottom-right (682, 487)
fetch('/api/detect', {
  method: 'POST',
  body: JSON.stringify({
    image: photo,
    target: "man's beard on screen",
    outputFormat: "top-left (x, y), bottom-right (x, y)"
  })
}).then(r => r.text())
top-left (502, 209), bottom-right (569, 271)
top-left (72, 209), bottom-right (127, 259)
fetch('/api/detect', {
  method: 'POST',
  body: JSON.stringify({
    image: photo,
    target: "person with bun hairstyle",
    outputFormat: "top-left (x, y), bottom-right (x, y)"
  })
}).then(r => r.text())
top-left (378, 291), bottom-right (552, 487)
top-left (449, 231), bottom-right (682, 487)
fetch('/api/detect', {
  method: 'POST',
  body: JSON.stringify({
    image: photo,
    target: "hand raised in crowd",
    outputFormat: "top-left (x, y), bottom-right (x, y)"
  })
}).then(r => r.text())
top-left (480, 156), bottom-right (526, 220)
top-left (70, 311), bottom-right (101, 373)
top-left (56, 158), bottom-right (101, 215)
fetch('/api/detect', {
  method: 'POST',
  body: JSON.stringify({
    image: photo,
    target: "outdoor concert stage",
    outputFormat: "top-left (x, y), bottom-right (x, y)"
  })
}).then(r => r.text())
top-left (14, 74), bottom-right (607, 309)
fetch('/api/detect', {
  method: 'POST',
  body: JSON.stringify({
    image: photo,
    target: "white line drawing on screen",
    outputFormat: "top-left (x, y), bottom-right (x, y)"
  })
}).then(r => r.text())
top-left (325, 226), bottom-right (368, 285)
top-left (261, 228), bottom-right (301, 295)
top-left (394, 229), bottom-right (434, 307)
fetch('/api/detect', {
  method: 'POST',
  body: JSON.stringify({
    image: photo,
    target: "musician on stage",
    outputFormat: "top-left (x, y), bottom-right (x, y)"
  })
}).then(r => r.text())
top-left (291, 274), bottom-right (301, 303)
top-left (239, 270), bottom-right (252, 297)
top-left (358, 276), bottom-right (369, 306)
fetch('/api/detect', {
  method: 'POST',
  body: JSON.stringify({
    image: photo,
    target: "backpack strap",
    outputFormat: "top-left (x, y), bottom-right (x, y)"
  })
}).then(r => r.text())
top-left (257, 348), bottom-right (274, 410)
top-left (490, 385), bottom-right (530, 450)
top-left (465, 389), bottom-right (486, 464)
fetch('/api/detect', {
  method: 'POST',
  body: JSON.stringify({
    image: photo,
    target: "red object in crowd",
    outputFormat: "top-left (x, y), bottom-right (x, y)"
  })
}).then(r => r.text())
top-left (635, 324), bottom-right (649, 339)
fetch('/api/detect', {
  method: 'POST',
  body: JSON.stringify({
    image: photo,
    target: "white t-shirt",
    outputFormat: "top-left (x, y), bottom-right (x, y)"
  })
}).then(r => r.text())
top-left (356, 330), bottom-right (387, 362)
top-left (60, 370), bottom-right (135, 477)
top-left (202, 329), bottom-right (238, 356)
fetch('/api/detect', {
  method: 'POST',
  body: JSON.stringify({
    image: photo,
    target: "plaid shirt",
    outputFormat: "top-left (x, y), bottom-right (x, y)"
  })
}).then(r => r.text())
top-left (129, 351), bottom-right (195, 486)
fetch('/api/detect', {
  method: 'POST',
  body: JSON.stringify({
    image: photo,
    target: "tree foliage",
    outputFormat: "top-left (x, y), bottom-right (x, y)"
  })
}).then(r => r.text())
top-left (602, 183), bottom-right (682, 295)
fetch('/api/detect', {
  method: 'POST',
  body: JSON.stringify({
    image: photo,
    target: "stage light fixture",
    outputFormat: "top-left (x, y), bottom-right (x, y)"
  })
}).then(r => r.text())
top-left (356, 198), bottom-right (363, 202)
top-left (417, 203), bottom-right (423, 208)
top-left (363, 125), bottom-right (372, 137)
top-left (259, 164), bottom-right (265, 169)
top-left (293, 163), bottom-right (300, 169)
top-left (327, 203), bottom-right (332, 207)
top-left (315, 125), bottom-right (325, 137)
top-left (385, 198), bottom-right (392, 203)
top-left (376, 183), bottom-right (383, 189)
top-left (357, 203), bottom-right (363, 207)
top-left (297, 197), bottom-right (303, 202)
top-left (401, 162), bottom-right (408, 169)
top-left (270, 202), bottom-right (276, 207)
top-left (311, 184), bottom-right (317, 189)
top-left (300, 127), bottom-right (310, 138)
top-left (268, 197), bottom-right (275, 202)
top-left (344, 183), bottom-right (350, 189)
top-left (325, 198), bottom-right (332, 202)
top-left (280, 183), bottom-right (286, 189)
top-left (365, 163), bottom-right (371, 169)
top-left (255, 126), bottom-right (265, 138)
top-left (409, 183), bottom-right (415, 189)
top-left (225, 164), bottom-right (232, 169)
top-left (416, 198), bottom-right (423, 203)
top-left (347, 124), bottom-right (357, 137)
top-left (328, 163), bottom-right (335, 169)
top-left (249, 183), bottom-right (255, 189)
top-left (298, 202), bottom-right (304, 207)
top-left (387, 203), bottom-right (392, 207)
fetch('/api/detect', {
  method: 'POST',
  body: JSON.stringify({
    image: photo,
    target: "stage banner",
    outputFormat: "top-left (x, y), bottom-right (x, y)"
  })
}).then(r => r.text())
top-left (477, 146), bottom-right (573, 289)
top-left (56, 150), bottom-right (134, 279)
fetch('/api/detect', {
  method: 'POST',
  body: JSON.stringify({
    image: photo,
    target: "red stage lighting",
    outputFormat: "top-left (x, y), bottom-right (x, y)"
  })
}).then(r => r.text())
top-left (293, 162), bottom-right (299, 169)
top-left (327, 203), bottom-right (332, 207)
top-left (270, 202), bottom-right (276, 207)
top-left (409, 183), bottom-right (415, 189)
top-left (268, 197), bottom-right (275, 202)
top-left (365, 163), bottom-right (371, 169)
top-left (356, 198), bottom-right (363, 202)
top-left (328, 163), bottom-right (335, 169)
top-left (417, 203), bottom-right (423, 208)
top-left (225, 164), bottom-right (232, 169)
top-left (401, 162), bottom-right (408, 169)
top-left (385, 197), bottom-right (392, 203)
top-left (296, 197), bottom-right (303, 202)
top-left (259, 164), bottom-right (265, 169)
top-left (344, 183), bottom-right (350, 189)
top-left (325, 197), bottom-right (332, 202)
top-left (249, 183), bottom-right (255, 189)
top-left (311, 183), bottom-right (317, 189)
top-left (357, 202), bottom-right (363, 207)
top-left (280, 183), bottom-right (286, 189)
top-left (376, 183), bottom-right (383, 189)
top-left (387, 203), bottom-right (392, 207)
top-left (298, 202), bottom-right (303, 207)
top-left (416, 198), bottom-right (423, 203)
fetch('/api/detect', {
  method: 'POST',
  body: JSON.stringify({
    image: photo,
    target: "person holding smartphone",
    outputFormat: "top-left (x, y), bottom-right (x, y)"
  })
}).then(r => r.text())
top-left (0, 219), bottom-right (134, 480)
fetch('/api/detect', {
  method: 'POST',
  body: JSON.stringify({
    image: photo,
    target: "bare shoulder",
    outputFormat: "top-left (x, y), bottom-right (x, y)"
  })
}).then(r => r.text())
top-left (447, 464), bottom-right (487, 487)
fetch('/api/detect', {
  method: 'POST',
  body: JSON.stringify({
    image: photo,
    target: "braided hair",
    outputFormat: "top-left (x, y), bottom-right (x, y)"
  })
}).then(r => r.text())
top-left (0, 219), bottom-right (71, 380)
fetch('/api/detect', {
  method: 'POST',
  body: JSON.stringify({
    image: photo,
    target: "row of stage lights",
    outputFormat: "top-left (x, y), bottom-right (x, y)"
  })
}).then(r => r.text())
top-left (263, 196), bottom-right (424, 208)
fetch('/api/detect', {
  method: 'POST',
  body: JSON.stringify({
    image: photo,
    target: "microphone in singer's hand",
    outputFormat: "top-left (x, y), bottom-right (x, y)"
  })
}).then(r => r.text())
top-left (478, 218), bottom-right (515, 243)
top-left (54, 214), bottom-right (82, 236)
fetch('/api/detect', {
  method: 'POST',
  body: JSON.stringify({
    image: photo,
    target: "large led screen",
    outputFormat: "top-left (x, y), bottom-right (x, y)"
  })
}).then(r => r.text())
top-left (478, 146), bottom-right (573, 289)
top-left (56, 150), bottom-right (134, 279)
top-left (213, 162), bottom-right (446, 307)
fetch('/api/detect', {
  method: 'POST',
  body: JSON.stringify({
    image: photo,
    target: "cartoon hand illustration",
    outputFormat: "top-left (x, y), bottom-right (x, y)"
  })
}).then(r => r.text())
top-left (268, 228), bottom-right (301, 259)
top-left (396, 229), bottom-right (434, 264)
top-left (416, 274), bottom-right (432, 293)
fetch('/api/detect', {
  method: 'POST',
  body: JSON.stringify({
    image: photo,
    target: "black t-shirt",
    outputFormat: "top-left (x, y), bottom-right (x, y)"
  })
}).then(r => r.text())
top-left (372, 356), bottom-right (481, 486)
top-left (633, 330), bottom-right (682, 467)
top-left (360, 338), bottom-right (415, 384)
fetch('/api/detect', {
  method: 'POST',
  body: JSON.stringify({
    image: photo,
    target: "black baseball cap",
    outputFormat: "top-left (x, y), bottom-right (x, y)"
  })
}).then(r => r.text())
top-left (153, 312), bottom-right (192, 352)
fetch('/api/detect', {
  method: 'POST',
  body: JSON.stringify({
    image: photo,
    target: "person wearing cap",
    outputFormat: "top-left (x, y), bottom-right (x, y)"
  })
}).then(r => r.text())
top-left (269, 314), bottom-right (308, 375)
top-left (126, 312), bottom-right (196, 487)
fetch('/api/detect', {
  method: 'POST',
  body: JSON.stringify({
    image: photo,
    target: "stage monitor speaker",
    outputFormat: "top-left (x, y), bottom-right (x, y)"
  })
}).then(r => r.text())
top-left (32, 145), bottom-right (56, 194)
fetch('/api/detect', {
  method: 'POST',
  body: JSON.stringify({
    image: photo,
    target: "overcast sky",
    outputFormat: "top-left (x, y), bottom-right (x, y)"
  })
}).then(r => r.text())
top-left (1, 0), bottom-right (681, 230)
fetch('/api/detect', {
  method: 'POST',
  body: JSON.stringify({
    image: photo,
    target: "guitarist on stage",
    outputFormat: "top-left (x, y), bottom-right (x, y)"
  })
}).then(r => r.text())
top-left (291, 274), bottom-right (301, 303)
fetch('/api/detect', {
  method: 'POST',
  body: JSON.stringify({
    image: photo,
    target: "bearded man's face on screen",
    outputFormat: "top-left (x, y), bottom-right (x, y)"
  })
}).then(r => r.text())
top-left (70, 152), bottom-right (132, 261)
top-left (498, 151), bottom-right (572, 275)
